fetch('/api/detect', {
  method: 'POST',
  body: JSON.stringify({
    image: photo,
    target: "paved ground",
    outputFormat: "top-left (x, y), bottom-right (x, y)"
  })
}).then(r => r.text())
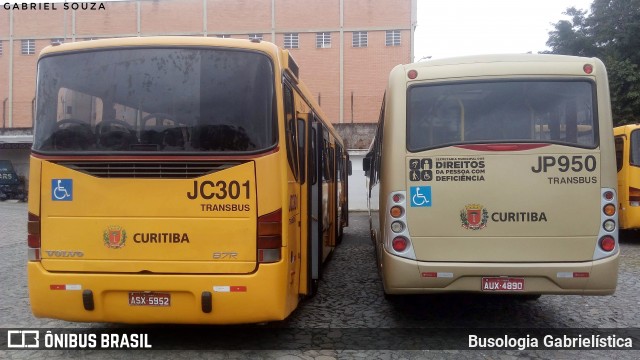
top-left (1, 201), bottom-right (639, 359)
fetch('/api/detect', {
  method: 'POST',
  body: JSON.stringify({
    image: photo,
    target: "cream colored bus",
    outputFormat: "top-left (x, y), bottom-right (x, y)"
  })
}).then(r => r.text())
top-left (364, 54), bottom-right (619, 298)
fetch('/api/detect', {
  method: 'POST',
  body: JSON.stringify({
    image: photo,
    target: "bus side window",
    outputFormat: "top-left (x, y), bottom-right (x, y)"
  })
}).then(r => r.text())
top-left (297, 118), bottom-right (306, 184)
top-left (615, 136), bottom-right (625, 172)
top-left (310, 127), bottom-right (317, 185)
top-left (283, 84), bottom-right (299, 180)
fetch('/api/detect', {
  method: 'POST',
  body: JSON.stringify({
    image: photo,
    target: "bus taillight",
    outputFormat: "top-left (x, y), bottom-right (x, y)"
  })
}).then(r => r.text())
top-left (603, 204), bottom-right (616, 216)
top-left (595, 188), bottom-right (618, 259)
top-left (603, 191), bottom-right (614, 201)
top-left (390, 206), bottom-right (403, 218)
top-left (27, 213), bottom-right (41, 261)
top-left (599, 236), bottom-right (616, 252)
top-left (392, 237), bottom-right (408, 252)
top-left (258, 209), bottom-right (282, 263)
top-left (385, 191), bottom-right (417, 260)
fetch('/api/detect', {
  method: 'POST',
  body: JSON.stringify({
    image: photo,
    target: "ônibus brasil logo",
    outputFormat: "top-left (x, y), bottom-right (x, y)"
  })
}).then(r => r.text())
top-left (103, 225), bottom-right (127, 249)
top-left (460, 204), bottom-right (488, 230)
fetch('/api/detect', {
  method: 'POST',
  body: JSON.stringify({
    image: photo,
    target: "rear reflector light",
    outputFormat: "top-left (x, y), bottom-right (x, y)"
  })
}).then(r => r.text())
top-left (257, 209), bottom-right (282, 263)
top-left (599, 236), bottom-right (615, 252)
top-left (28, 212), bottom-right (41, 261)
top-left (392, 237), bottom-right (408, 252)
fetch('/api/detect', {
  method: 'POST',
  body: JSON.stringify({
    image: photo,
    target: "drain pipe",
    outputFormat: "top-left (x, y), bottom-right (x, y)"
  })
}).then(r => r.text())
top-left (2, 98), bottom-right (7, 132)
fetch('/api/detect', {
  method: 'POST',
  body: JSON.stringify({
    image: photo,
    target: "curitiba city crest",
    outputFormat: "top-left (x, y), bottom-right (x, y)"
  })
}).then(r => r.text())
top-left (460, 204), bottom-right (488, 230)
top-left (103, 225), bottom-right (127, 249)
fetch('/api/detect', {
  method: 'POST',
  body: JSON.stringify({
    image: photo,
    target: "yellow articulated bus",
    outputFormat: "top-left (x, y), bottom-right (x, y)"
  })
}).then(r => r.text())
top-left (364, 54), bottom-right (619, 299)
top-left (614, 124), bottom-right (640, 231)
top-left (27, 37), bottom-right (349, 324)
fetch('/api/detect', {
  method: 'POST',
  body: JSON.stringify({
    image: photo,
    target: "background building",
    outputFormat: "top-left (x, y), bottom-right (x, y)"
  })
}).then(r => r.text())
top-left (0, 0), bottom-right (416, 208)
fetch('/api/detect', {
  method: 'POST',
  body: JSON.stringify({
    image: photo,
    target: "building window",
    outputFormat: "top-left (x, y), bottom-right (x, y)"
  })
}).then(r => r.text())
top-left (51, 38), bottom-right (64, 46)
top-left (216, 35), bottom-right (231, 38)
top-left (248, 34), bottom-right (263, 41)
top-left (352, 31), bottom-right (367, 48)
top-left (284, 33), bottom-right (299, 49)
top-left (316, 32), bottom-right (331, 48)
top-left (386, 30), bottom-right (401, 46)
top-left (22, 39), bottom-right (35, 55)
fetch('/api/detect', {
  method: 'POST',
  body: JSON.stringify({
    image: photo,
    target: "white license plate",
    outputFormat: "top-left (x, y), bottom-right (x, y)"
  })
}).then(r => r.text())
top-left (481, 277), bottom-right (524, 291)
top-left (128, 292), bottom-right (171, 306)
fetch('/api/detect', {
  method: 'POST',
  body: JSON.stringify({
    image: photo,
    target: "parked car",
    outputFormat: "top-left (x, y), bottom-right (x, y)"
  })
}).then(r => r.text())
top-left (0, 160), bottom-right (27, 201)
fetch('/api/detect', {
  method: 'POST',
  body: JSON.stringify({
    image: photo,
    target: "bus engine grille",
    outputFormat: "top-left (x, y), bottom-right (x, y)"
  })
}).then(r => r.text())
top-left (55, 161), bottom-right (241, 179)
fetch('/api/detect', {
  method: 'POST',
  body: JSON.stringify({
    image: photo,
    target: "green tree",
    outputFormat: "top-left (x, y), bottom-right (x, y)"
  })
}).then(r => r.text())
top-left (546, 0), bottom-right (640, 125)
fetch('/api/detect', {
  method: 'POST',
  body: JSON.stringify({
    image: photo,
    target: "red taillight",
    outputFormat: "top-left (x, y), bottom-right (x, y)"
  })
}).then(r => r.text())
top-left (28, 212), bottom-right (41, 261)
top-left (392, 236), bottom-right (408, 252)
top-left (392, 194), bottom-right (403, 203)
top-left (407, 69), bottom-right (418, 79)
top-left (583, 64), bottom-right (593, 74)
top-left (257, 209), bottom-right (282, 263)
top-left (603, 191), bottom-right (614, 201)
top-left (599, 236), bottom-right (615, 252)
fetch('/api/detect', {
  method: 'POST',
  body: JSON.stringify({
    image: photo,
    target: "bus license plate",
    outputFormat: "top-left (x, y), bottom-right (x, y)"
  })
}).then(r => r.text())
top-left (128, 292), bottom-right (171, 307)
top-left (481, 277), bottom-right (524, 291)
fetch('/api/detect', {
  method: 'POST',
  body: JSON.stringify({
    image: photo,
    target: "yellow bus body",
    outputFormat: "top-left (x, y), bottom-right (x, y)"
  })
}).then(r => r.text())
top-left (614, 124), bottom-right (640, 230)
top-left (27, 37), bottom-right (348, 324)
top-left (367, 54), bottom-right (619, 296)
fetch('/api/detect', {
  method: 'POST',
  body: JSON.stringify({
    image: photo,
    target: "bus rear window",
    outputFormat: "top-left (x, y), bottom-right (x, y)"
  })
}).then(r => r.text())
top-left (34, 48), bottom-right (276, 153)
top-left (407, 81), bottom-right (596, 151)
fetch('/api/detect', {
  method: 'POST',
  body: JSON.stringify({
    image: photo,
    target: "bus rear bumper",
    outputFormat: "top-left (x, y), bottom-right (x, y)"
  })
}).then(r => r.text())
top-left (27, 261), bottom-right (292, 324)
top-left (381, 249), bottom-right (619, 295)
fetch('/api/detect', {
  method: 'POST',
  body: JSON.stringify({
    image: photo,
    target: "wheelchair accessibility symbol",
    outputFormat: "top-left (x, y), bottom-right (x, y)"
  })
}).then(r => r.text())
top-left (410, 186), bottom-right (431, 207)
top-left (52, 179), bottom-right (73, 201)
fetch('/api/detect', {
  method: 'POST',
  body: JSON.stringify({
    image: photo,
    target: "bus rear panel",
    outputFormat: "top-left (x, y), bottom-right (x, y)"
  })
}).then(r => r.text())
top-left (614, 124), bottom-right (640, 230)
top-left (28, 37), bottom-right (347, 324)
top-left (370, 55), bottom-right (619, 296)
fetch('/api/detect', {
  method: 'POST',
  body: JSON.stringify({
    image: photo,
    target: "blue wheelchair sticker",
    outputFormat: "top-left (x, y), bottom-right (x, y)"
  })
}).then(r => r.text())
top-left (52, 179), bottom-right (73, 201)
top-left (410, 186), bottom-right (431, 207)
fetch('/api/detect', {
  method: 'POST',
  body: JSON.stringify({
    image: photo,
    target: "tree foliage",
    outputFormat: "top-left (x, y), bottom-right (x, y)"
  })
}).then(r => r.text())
top-left (546, 0), bottom-right (640, 125)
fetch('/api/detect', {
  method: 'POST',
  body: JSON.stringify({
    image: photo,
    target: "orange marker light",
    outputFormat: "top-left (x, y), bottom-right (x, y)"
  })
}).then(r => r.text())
top-left (390, 206), bottom-right (403, 218)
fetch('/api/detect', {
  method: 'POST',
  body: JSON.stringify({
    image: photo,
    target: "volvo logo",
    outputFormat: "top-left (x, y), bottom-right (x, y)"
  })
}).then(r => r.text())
top-left (45, 250), bottom-right (84, 257)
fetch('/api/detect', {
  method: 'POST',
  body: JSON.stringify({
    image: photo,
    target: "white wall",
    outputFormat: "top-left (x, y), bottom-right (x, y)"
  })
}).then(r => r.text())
top-left (348, 150), bottom-right (369, 211)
